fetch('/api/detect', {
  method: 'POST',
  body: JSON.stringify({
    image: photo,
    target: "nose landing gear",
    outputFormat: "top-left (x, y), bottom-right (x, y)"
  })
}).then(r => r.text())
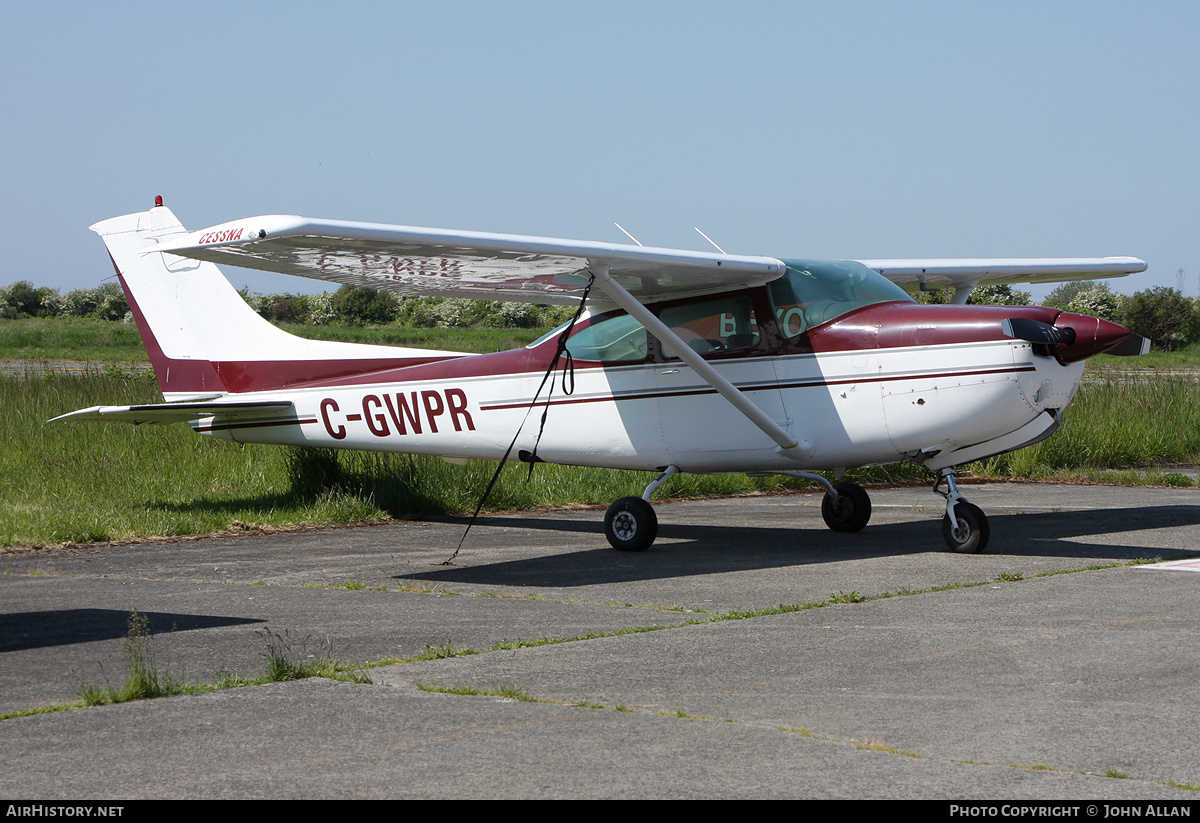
top-left (935, 468), bottom-right (989, 553)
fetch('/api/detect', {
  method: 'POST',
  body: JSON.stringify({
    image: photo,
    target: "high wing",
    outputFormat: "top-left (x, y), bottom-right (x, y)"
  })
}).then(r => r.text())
top-left (51, 400), bottom-right (294, 426)
top-left (150, 216), bottom-right (786, 305)
top-left (859, 257), bottom-right (1148, 303)
top-left (150, 216), bottom-right (1147, 305)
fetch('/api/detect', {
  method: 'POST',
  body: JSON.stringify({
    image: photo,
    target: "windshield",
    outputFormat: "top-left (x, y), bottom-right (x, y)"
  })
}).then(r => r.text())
top-left (769, 259), bottom-right (913, 337)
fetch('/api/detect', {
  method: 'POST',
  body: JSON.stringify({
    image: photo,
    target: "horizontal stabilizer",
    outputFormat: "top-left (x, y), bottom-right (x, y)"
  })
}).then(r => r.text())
top-left (51, 400), bottom-right (294, 426)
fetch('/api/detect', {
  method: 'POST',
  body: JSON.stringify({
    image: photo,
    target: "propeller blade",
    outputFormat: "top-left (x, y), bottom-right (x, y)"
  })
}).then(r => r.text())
top-left (1000, 317), bottom-right (1076, 346)
top-left (1103, 334), bottom-right (1151, 357)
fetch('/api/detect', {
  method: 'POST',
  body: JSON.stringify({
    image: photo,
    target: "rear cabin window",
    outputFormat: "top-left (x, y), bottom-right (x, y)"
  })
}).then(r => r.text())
top-left (658, 294), bottom-right (760, 358)
top-left (563, 312), bottom-right (649, 363)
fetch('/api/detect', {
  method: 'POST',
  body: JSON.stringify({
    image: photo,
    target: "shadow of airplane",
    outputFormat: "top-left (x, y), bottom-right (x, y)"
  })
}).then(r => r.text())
top-left (401, 504), bottom-right (1200, 588)
top-left (0, 609), bottom-right (262, 653)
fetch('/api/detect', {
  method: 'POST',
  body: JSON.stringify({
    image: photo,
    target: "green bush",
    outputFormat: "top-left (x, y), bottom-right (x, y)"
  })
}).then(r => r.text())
top-left (330, 285), bottom-right (399, 326)
top-left (1043, 281), bottom-right (1125, 322)
top-left (1119, 287), bottom-right (1195, 351)
top-left (913, 283), bottom-right (1031, 306)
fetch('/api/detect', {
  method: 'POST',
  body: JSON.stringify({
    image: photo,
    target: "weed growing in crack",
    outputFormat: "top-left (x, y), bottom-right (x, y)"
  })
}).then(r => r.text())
top-left (258, 628), bottom-right (371, 684)
top-left (76, 610), bottom-right (191, 705)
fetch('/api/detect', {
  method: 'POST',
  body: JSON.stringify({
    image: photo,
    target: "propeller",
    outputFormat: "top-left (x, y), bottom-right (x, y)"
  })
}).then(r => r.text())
top-left (1001, 316), bottom-right (1151, 358)
top-left (1103, 334), bottom-right (1152, 357)
top-left (1000, 317), bottom-right (1076, 346)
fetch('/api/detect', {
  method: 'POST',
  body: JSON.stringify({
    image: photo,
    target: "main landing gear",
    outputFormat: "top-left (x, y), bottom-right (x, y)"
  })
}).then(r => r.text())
top-left (604, 466), bottom-right (677, 551)
top-left (778, 472), bottom-right (873, 534)
top-left (604, 496), bottom-right (658, 552)
top-left (935, 468), bottom-right (989, 554)
top-left (820, 481), bottom-right (872, 533)
top-left (603, 467), bottom-right (877, 552)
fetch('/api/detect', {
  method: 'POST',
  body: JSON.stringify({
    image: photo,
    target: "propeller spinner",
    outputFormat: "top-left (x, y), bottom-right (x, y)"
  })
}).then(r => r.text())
top-left (1001, 314), bottom-right (1150, 361)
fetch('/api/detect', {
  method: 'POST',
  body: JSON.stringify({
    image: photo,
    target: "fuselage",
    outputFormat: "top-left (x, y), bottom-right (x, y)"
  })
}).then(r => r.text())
top-left (196, 283), bottom-right (1105, 476)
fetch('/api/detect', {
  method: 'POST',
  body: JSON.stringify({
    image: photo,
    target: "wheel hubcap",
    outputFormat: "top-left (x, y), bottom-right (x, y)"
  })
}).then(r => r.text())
top-left (613, 512), bottom-right (637, 541)
top-left (952, 518), bottom-right (970, 543)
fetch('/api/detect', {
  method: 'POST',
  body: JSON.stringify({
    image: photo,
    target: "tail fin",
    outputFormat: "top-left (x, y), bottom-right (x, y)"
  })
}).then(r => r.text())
top-left (92, 200), bottom-right (463, 400)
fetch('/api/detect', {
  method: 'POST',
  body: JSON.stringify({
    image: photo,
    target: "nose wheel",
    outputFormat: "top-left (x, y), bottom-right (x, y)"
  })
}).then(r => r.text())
top-left (935, 469), bottom-right (989, 553)
top-left (942, 500), bottom-right (989, 553)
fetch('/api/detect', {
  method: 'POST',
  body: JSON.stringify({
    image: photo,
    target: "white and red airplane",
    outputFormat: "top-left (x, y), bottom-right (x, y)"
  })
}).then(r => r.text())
top-left (56, 198), bottom-right (1149, 554)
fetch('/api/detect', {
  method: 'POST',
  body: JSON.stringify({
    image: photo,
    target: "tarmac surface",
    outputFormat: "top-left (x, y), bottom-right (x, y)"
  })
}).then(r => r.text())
top-left (2, 482), bottom-right (1199, 799)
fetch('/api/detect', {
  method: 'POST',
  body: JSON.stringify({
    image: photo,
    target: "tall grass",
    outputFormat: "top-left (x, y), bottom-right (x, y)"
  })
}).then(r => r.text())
top-left (0, 318), bottom-right (552, 361)
top-left (3, 370), bottom-right (1196, 548)
top-left (0, 318), bottom-right (146, 361)
top-left (978, 375), bottom-right (1200, 475)
top-left (0, 370), bottom-right (321, 545)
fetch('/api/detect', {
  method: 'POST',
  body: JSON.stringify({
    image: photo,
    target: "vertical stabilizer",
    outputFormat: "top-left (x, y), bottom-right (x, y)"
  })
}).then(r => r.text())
top-left (91, 201), bottom-right (464, 401)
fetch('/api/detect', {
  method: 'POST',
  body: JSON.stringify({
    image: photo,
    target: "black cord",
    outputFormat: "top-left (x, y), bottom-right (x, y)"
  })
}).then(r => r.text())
top-left (440, 276), bottom-right (595, 564)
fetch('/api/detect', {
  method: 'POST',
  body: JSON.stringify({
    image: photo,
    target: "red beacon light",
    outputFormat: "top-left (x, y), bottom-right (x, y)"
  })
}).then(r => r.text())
top-left (154, 195), bottom-right (163, 207)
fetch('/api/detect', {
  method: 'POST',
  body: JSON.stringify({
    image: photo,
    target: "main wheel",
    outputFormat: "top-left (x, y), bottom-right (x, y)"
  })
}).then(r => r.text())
top-left (604, 496), bottom-right (658, 551)
top-left (821, 482), bottom-right (872, 533)
top-left (942, 501), bottom-right (990, 554)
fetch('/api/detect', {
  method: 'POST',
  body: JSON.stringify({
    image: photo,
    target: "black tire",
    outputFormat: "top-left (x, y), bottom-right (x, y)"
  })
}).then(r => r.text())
top-left (821, 482), bottom-right (872, 533)
top-left (604, 496), bottom-right (658, 552)
top-left (942, 501), bottom-right (990, 554)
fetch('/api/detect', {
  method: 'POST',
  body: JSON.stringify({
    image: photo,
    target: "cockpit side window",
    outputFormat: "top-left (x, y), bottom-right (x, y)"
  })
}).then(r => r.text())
top-left (562, 311), bottom-right (649, 363)
top-left (769, 259), bottom-right (914, 336)
top-left (657, 294), bottom-right (760, 359)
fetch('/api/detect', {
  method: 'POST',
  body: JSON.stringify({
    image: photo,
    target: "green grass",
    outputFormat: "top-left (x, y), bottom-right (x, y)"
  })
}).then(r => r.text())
top-left (259, 629), bottom-right (371, 684)
top-left (976, 374), bottom-right (1200, 475)
top-left (0, 318), bottom-right (148, 362)
top-left (0, 371), bottom-right (387, 546)
top-left (0, 317), bottom-right (552, 361)
top-left (415, 682), bottom-right (534, 701)
top-left (52, 615), bottom-right (369, 716)
top-left (1091, 341), bottom-right (1200, 371)
top-left (3, 321), bottom-right (1199, 547)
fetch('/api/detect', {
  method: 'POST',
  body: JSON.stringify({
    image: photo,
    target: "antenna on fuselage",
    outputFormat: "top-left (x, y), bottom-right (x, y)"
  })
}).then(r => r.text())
top-left (694, 227), bottom-right (727, 254)
top-left (613, 223), bottom-right (644, 246)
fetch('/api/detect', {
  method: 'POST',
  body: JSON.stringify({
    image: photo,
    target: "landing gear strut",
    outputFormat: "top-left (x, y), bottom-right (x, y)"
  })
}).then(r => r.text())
top-left (935, 468), bottom-right (989, 553)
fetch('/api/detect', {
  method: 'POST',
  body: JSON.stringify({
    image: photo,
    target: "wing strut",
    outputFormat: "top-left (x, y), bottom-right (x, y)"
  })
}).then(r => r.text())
top-left (589, 266), bottom-right (811, 460)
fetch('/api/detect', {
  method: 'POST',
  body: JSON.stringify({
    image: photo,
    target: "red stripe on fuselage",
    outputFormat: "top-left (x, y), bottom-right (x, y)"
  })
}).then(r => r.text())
top-left (271, 302), bottom-right (1064, 392)
top-left (809, 302), bottom-right (1062, 352)
top-left (476, 364), bottom-right (1037, 412)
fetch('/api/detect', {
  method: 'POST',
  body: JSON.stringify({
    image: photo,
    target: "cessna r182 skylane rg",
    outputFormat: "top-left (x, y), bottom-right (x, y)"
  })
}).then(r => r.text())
top-left (56, 198), bottom-right (1150, 554)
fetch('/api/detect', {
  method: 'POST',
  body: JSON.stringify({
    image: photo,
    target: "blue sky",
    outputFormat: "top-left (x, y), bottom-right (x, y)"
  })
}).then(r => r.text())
top-left (3, 1), bottom-right (1196, 299)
